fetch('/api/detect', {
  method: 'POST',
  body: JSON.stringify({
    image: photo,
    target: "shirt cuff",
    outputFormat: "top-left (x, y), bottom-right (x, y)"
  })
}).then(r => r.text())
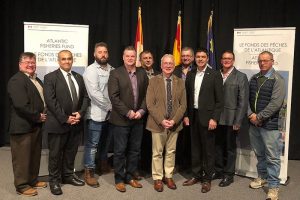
top-left (136, 109), bottom-right (145, 117)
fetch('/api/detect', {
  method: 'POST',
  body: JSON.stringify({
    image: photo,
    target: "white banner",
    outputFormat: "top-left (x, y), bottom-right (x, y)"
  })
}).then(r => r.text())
top-left (234, 27), bottom-right (295, 184)
top-left (24, 22), bottom-right (89, 79)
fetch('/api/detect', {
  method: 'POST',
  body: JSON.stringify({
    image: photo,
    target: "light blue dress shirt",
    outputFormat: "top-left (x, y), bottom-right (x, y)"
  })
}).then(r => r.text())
top-left (83, 61), bottom-right (114, 122)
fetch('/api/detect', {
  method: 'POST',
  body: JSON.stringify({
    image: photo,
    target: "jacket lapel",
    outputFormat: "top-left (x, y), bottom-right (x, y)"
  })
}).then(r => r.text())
top-left (22, 72), bottom-right (44, 105)
top-left (172, 76), bottom-right (178, 106)
top-left (57, 69), bottom-right (73, 102)
top-left (199, 67), bottom-right (211, 97)
top-left (157, 75), bottom-right (166, 111)
top-left (223, 67), bottom-right (236, 85)
top-left (72, 71), bottom-right (82, 100)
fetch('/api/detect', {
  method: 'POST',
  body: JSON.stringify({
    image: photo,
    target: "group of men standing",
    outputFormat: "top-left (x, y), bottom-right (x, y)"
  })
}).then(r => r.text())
top-left (7, 43), bottom-right (285, 200)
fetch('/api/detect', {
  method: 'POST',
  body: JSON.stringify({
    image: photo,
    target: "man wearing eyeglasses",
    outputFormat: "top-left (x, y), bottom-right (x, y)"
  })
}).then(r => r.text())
top-left (214, 50), bottom-right (249, 187)
top-left (7, 52), bottom-right (47, 196)
top-left (248, 51), bottom-right (285, 200)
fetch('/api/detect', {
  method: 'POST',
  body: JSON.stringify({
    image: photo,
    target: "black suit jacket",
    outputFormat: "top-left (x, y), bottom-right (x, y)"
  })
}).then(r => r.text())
top-left (43, 69), bottom-right (89, 134)
top-left (7, 71), bottom-right (45, 134)
top-left (108, 66), bottom-right (148, 126)
top-left (185, 67), bottom-right (224, 127)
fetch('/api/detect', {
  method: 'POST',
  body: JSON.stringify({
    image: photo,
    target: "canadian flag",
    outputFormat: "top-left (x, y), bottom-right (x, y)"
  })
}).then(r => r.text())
top-left (135, 6), bottom-right (143, 67)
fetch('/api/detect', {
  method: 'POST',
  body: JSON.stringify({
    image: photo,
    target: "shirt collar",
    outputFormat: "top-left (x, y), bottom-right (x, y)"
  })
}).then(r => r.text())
top-left (60, 68), bottom-right (71, 77)
top-left (181, 65), bottom-right (193, 71)
top-left (221, 66), bottom-right (234, 75)
top-left (95, 61), bottom-right (110, 71)
top-left (125, 66), bottom-right (136, 74)
top-left (24, 72), bottom-right (37, 79)
top-left (197, 65), bottom-right (208, 74)
top-left (163, 74), bottom-right (173, 81)
top-left (260, 67), bottom-right (274, 78)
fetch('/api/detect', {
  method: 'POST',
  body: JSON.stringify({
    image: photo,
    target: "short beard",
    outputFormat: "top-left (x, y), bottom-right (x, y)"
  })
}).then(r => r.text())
top-left (96, 58), bottom-right (108, 66)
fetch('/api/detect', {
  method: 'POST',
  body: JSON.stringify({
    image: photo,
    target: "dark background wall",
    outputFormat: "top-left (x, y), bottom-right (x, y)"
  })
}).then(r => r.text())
top-left (1, 0), bottom-right (300, 159)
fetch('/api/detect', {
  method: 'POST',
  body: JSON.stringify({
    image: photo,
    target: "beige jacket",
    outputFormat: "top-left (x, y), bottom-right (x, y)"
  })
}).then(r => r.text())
top-left (146, 74), bottom-right (186, 133)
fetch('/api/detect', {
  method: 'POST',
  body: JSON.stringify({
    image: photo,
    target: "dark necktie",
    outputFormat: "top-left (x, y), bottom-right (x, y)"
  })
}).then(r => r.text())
top-left (166, 78), bottom-right (172, 119)
top-left (67, 73), bottom-right (78, 112)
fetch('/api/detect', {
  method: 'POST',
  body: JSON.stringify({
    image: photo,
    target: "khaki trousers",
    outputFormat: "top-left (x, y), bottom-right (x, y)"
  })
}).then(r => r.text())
top-left (152, 131), bottom-right (178, 180)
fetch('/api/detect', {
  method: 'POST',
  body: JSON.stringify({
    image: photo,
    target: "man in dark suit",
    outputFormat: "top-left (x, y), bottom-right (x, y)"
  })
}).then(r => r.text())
top-left (43, 50), bottom-right (89, 195)
top-left (138, 50), bottom-right (160, 177)
top-left (183, 48), bottom-right (223, 193)
top-left (7, 52), bottom-right (47, 197)
top-left (173, 47), bottom-right (195, 172)
top-left (108, 46), bottom-right (148, 192)
top-left (215, 50), bottom-right (249, 187)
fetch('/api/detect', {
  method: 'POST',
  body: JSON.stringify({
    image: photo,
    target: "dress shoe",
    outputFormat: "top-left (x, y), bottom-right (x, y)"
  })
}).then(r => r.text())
top-left (127, 179), bottom-right (143, 188)
top-left (154, 180), bottom-right (163, 192)
top-left (17, 187), bottom-right (38, 197)
top-left (182, 177), bottom-right (200, 186)
top-left (201, 182), bottom-right (211, 193)
top-left (163, 178), bottom-right (177, 190)
top-left (219, 177), bottom-right (234, 187)
top-left (115, 182), bottom-right (126, 192)
top-left (32, 181), bottom-right (47, 188)
top-left (50, 183), bottom-right (63, 195)
top-left (211, 172), bottom-right (223, 180)
top-left (62, 177), bottom-right (85, 186)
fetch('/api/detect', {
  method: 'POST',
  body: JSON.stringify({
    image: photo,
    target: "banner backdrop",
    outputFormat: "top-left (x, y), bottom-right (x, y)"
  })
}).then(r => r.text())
top-left (233, 27), bottom-right (295, 184)
top-left (24, 22), bottom-right (89, 79)
top-left (24, 22), bottom-right (89, 174)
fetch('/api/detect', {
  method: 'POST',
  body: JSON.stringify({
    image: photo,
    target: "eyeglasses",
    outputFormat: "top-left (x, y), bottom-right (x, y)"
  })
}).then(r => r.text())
top-left (258, 59), bottom-right (273, 63)
top-left (21, 61), bottom-right (36, 65)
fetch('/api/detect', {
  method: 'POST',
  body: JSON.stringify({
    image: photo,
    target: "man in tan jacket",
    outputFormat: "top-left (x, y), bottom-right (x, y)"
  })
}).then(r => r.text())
top-left (146, 54), bottom-right (186, 192)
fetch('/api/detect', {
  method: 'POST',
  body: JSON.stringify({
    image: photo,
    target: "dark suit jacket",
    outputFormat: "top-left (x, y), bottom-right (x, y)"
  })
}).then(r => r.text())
top-left (7, 71), bottom-right (45, 134)
top-left (219, 67), bottom-right (249, 126)
top-left (43, 69), bottom-right (89, 134)
top-left (146, 74), bottom-right (186, 133)
top-left (108, 66), bottom-right (148, 126)
top-left (185, 67), bottom-right (223, 127)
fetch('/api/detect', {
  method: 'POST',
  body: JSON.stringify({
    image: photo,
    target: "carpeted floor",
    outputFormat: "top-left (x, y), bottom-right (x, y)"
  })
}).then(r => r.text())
top-left (0, 146), bottom-right (299, 200)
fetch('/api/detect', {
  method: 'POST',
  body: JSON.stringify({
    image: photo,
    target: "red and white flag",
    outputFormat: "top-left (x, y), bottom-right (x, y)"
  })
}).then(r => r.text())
top-left (135, 6), bottom-right (143, 67)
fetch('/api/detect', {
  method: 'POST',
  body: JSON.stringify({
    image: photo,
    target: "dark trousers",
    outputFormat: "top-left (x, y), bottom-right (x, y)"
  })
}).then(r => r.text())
top-left (215, 125), bottom-right (237, 177)
top-left (175, 126), bottom-right (191, 171)
top-left (10, 127), bottom-right (42, 192)
top-left (48, 128), bottom-right (81, 184)
top-left (97, 121), bottom-right (112, 161)
top-left (112, 123), bottom-right (143, 184)
top-left (140, 128), bottom-right (152, 173)
top-left (190, 110), bottom-right (215, 182)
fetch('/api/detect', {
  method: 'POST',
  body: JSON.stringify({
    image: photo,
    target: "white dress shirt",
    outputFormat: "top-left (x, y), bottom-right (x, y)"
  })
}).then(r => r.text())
top-left (194, 65), bottom-right (207, 109)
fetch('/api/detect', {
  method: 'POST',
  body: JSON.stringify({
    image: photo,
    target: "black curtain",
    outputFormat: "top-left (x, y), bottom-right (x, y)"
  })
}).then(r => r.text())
top-left (1, 0), bottom-right (300, 159)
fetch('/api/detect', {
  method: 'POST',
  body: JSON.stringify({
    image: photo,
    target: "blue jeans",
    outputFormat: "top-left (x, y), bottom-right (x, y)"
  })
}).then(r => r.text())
top-left (112, 123), bottom-right (143, 184)
top-left (249, 124), bottom-right (283, 188)
top-left (84, 120), bottom-right (109, 169)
